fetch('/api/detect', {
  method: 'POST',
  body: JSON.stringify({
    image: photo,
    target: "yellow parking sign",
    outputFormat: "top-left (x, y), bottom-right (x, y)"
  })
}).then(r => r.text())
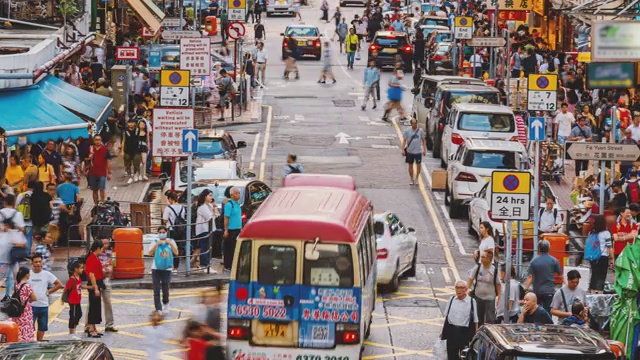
top-left (491, 171), bottom-right (531, 195)
top-left (528, 74), bottom-right (558, 91)
top-left (160, 70), bottom-right (190, 87)
top-left (228, 0), bottom-right (246, 9)
top-left (454, 16), bottom-right (472, 27)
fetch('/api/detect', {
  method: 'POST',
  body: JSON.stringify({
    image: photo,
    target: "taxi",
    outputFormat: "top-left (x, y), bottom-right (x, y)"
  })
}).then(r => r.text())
top-left (280, 24), bottom-right (322, 60)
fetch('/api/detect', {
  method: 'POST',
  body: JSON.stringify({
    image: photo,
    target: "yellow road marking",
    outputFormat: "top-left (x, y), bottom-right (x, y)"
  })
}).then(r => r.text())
top-left (259, 105), bottom-right (273, 181)
top-left (364, 341), bottom-right (433, 357)
top-left (47, 299), bottom-right (65, 326)
top-left (391, 119), bottom-right (461, 282)
top-left (363, 352), bottom-right (418, 359)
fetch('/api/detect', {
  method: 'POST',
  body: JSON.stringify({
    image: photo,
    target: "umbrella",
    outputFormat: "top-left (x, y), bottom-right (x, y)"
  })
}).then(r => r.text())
top-left (610, 242), bottom-right (640, 359)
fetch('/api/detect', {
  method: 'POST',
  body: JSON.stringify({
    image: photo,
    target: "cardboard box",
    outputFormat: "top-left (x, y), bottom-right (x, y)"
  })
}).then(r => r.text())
top-left (431, 170), bottom-right (447, 190)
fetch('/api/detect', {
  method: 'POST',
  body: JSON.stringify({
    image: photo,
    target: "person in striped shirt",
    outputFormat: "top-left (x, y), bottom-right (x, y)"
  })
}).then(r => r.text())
top-left (46, 183), bottom-right (63, 248)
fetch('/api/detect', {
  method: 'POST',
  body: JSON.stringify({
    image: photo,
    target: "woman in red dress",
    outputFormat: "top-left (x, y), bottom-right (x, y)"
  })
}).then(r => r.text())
top-left (10, 267), bottom-right (36, 342)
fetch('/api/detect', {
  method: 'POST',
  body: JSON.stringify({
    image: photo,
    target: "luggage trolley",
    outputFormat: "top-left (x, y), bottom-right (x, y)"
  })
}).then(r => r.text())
top-left (540, 140), bottom-right (565, 180)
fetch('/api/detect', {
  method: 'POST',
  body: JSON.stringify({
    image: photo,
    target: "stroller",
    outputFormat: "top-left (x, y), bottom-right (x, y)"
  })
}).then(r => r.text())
top-left (88, 198), bottom-right (129, 241)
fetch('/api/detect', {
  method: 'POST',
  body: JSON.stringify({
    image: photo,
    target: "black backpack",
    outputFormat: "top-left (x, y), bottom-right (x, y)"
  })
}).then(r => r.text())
top-left (0, 283), bottom-right (28, 317)
top-left (169, 206), bottom-right (187, 240)
top-left (288, 164), bottom-right (301, 174)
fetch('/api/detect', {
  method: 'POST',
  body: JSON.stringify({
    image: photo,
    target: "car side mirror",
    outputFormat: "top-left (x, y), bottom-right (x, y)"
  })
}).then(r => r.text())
top-left (448, 153), bottom-right (455, 161)
top-left (280, 32), bottom-right (285, 36)
top-left (411, 88), bottom-right (418, 95)
top-left (236, 141), bottom-right (247, 149)
top-left (407, 227), bottom-right (415, 233)
top-left (243, 171), bottom-right (256, 178)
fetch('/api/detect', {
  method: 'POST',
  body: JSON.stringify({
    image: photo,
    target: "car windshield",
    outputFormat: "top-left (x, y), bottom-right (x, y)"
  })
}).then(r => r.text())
top-left (183, 185), bottom-right (246, 205)
top-left (446, 91), bottom-right (500, 108)
top-left (197, 139), bottom-right (225, 156)
top-left (286, 27), bottom-right (319, 36)
top-left (463, 151), bottom-right (517, 169)
top-left (162, 50), bottom-right (179, 62)
top-left (375, 36), bottom-right (408, 47)
top-left (179, 164), bottom-right (235, 183)
top-left (436, 44), bottom-right (450, 53)
top-left (421, 28), bottom-right (438, 37)
top-left (422, 18), bottom-right (448, 26)
top-left (435, 32), bottom-right (452, 42)
top-left (458, 113), bottom-right (515, 132)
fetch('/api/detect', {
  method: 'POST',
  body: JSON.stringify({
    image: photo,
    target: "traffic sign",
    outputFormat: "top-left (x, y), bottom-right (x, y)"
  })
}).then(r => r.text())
top-left (565, 142), bottom-right (640, 161)
top-left (152, 108), bottom-right (195, 157)
top-left (182, 129), bottom-right (199, 153)
top-left (528, 74), bottom-right (557, 91)
top-left (162, 30), bottom-right (202, 40)
top-left (226, 21), bottom-right (246, 39)
top-left (454, 16), bottom-right (473, 39)
top-left (160, 70), bottom-right (190, 87)
top-left (142, 27), bottom-right (161, 38)
top-left (148, 50), bottom-right (161, 70)
top-left (527, 90), bottom-right (557, 111)
top-left (528, 117), bottom-right (545, 141)
top-left (115, 46), bottom-right (140, 61)
top-left (467, 37), bottom-right (506, 47)
top-left (490, 171), bottom-right (532, 221)
top-left (180, 38), bottom-right (211, 76)
top-left (162, 18), bottom-right (184, 27)
top-left (228, 0), bottom-right (246, 21)
top-left (160, 86), bottom-right (190, 107)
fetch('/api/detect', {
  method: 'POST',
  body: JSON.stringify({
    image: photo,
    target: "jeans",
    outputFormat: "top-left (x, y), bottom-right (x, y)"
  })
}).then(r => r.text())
top-left (475, 297), bottom-right (496, 327)
top-left (197, 232), bottom-right (210, 267)
top-left (25, 226), bottom-right (32, 256)
top-left (152, 269), bottom-right (171, 311)
top-left (589, 257), bottom-right (608, 291)
top-left (346, 52), bottom-right (355, 68)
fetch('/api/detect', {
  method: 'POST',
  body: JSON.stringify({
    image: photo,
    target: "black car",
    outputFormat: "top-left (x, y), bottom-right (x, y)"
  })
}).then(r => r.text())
top-left (0, 341), bottom-right (115, 359)
top-left (427, 41), bottom-right (453, 75)
top-left (178, 179), bottom-right (272, 225)
top-left (281, 25), bottom-right (322, 60)
top-left (368, 31), bottom-right (413, 72)
top-left (462, 324), bottom-right (619, 360)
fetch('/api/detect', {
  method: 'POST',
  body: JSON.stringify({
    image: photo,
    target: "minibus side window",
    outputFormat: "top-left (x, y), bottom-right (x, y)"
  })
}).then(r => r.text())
top-left (357, 241), bottom-right (366, 286)
top-left (362, 225), bottom-right (371, 280)
top-left (236, 241), bottom-right (252, 284)
top-left (304, 243), bottom-right (354, 287)
top-left (368, 219), bottom-right (376, 271)
top-left (258, 245), bottom-right (296, 285)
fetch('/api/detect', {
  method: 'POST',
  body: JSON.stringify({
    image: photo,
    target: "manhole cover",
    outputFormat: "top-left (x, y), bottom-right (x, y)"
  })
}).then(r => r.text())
top-left (333, 100), bottom-right (355, 107)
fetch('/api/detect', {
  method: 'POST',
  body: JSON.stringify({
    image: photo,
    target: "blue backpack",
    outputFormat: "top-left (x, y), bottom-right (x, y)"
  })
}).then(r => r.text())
top-left (584, 232), bottom-right (601, 262)
top-left (154, 241), bottom-right (174, 270)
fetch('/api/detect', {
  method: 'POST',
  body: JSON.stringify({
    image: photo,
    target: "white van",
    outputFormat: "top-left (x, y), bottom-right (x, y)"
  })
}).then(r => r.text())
top-left (440, 103), bottom-right (518, 168)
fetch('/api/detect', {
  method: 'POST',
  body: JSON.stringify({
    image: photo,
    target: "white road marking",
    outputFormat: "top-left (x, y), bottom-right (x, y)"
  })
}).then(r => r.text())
top-left (248, 132), bottom-right (261, 171)
top-left (359, 116), bottom-right (370, 122)
top-left (440, 204), bottom-right (468, 256)
top-left (427, 267), bottom-right (434, 275)
top-left (348, 92), bottom-right (364, 96)
top-left (367, 122), bottom-right (390, 127)
top-left (294, 114), bottom-right (305, 120)
top-left (441, 267), bottom-right (452, 284)
top-left (273, 115), bottom-right (290, 120)
top-left (433, 192), bottom-right (442, 200)
top-left (371, 144), bottom-right (399, 149)
top-left (367, 135), bottom-right (397, 140)
top-left (259, 106), bottom-right (273, 182)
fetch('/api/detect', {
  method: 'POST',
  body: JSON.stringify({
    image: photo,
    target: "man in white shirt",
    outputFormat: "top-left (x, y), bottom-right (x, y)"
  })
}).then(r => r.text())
top-left (441, 280), bottom-right (478, 360)
top-left (469, 51), bottom-right (484, 79)
top-left (555, 103), bottom-right (575, 146)
top-left (629, 113), bottom-right (640, 143)
top-left (538, 197), bottom-right (562, 233)
top-left (30, 253), bottom-right (62, 341)
top-left (254, 42), bottom-right (268, 86)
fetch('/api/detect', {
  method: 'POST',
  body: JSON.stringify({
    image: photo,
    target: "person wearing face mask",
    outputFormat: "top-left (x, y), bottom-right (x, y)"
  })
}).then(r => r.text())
top-left (148, 226), bottom-right (178, 315)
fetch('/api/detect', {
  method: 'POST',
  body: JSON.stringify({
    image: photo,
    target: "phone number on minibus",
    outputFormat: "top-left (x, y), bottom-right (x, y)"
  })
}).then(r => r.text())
top-left (234, 305), bottom-right (288, 319)
top-left (296, 356), bottom-right (350, 360)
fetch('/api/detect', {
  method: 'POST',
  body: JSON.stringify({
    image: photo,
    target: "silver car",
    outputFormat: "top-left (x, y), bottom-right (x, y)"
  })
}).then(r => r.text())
top-left (266, 0), bottom-right (295, 16)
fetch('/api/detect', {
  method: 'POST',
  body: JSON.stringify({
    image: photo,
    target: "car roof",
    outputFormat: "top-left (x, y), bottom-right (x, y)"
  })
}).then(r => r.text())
top-left (480, 324), bottom-right (615, 356)
top-left (439, 84), bottom-right (497, 91)
top-left (286, 24), bottom-right (319, 30)
top-left (179, 159), bottom-right (237, 169)
top-left (0, 341), bottom-right (107, 359)
top-left (198, 129), bottom-right (228, 139)
top-left (421, 75), bottom-right (486, 84)
top-left (190, 179), bottom-right (255, 187)
top-left (422, 15), bottom-right (448, 20)
top-left (375, 31), bottom-right (409, 37)
top-left (464, 138), bottom-right (526, 152)
top-left (453, 103), bottom-right (513, 113)
top-left (419, 24), bottom-right (449, 30)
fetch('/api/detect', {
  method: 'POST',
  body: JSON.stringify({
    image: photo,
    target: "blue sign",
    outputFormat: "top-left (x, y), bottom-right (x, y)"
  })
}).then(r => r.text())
top-left (182, 129), bottom-right (199, 153)
top-left (529, 117), bottom-right (545, 141)
top-left (149, 50), bottom-right (161, 70)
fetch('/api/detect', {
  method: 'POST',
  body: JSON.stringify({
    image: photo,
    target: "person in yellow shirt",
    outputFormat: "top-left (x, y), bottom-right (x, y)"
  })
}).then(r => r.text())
top-left (345, 28), bottom-right (360, 70)
top-left (5, 155), bottom-right (23, 193)
top-left (37, 154), bottom-right (56, 187)
top-left (144, 93), bottom-right (156, 109)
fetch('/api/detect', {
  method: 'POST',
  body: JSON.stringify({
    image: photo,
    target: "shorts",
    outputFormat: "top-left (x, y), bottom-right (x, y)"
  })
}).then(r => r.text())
top-left (88, 175), bottom-right (106, 191)
top-left (557, 135), bottom-right (568, 146)
top-left (322, 64), bottom-right (331, 72)
top-left (32, 306), bottom-right (49, 332)
top-left (405, 152), bottom-right (422, 164)
top-left (48, 223), bottom-right (60, 243)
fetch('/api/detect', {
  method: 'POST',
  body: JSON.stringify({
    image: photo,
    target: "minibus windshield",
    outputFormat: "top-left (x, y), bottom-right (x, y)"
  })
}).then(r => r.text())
top-left (304, 243), bottom-right (354, 287)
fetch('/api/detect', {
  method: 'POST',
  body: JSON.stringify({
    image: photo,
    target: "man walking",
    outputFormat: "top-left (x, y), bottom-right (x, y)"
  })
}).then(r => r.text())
top-left (254, 41), bottom-right (268, 86)
top-left (223, 187), bottom-right (243, 271)
top-left (282, 154), bottom-right (304, 183)
top-left (217, 69), bottom-right (236, 121)
top-left (440, 280), bottom-right (478, 360)
top-left (345, 28), bottom-right (359, 70)
top-left (401, 119), bottom-right (426, 185)
top-left (318, 41), bottom-right (336, 84)
top-left (29, 253), bottom-right (62, 341)
top-left (122, 118), bottom-right (142, 184)
top-left (42, 140), bottom-right (63, 183)
top-left (569, 116), bottom-right (592, 177)
top-left (361, 59), bottom-right (379, 110)
top-left (550, 269), bottom-right (586, 323)
top-left (88, 135), bottom-right (112, 203)
top-left (525, 240), bottom-right (562, 313)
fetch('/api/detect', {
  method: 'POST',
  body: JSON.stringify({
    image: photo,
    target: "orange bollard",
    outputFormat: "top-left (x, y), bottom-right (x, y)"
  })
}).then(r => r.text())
top-left (0, 321), bottom-right (19, 342)
top-left (112, 228), bottom-right (145, 279)
top-left (541, 233), bottom-right (570, 284)
top-left (151, 156), bottom-right (162, 177)
top-left (205, 16), bottom-right (218, 36)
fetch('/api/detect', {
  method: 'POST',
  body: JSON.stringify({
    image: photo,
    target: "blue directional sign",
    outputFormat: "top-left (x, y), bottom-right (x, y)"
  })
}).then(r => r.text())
top-left (182, 129), bottom-right (199, 153)
top-left (529, 117), bottom-right (545, 141)
top-left (148, 50), bottom-right (161, 70)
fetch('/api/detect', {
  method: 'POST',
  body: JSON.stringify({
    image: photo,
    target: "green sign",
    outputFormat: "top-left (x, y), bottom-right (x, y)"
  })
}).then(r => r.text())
top-left (587, 62), bottom-right (636, 89)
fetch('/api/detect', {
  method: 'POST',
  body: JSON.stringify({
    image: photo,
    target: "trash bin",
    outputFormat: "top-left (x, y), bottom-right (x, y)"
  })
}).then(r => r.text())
top-left (0, 321), bottom-right (19, 342)
top-left (112, 228), bottom-right (145, 279)
top-left (541, 232), bottom-right (569, 284)
top-left (205, 16), bottom-right (218, 36)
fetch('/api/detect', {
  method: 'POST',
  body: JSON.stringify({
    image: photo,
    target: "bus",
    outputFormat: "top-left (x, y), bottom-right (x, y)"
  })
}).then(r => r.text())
top-left (227, 174), bottom-right (377, 360)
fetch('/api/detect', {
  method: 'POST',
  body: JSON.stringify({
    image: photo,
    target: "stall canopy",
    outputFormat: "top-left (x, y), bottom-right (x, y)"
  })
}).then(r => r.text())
top-left (37, 75), bottom-right (113, 130)
top-left (0, 86), bottom-right (89, 146)
top-left (124, 0), bottom-right (165, 34)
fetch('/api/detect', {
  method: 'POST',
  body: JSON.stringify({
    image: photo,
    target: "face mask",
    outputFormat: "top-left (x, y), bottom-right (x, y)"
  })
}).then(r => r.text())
top-left (159, 233), bottom-right (167, 239)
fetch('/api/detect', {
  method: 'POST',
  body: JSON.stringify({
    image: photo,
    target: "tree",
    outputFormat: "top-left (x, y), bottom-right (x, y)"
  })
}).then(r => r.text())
top-left (57, 0), bottom-right (78, 40)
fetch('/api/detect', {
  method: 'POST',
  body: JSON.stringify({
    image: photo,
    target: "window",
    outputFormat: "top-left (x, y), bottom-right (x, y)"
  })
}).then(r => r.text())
top-left (375, 36), bottom-right (408, 47)
top-left (304, 243), bottom-right (354, 287)
top-left (286, 27), bottom-right (319, 36)
top-left (463, 151), bottom-right (517, 169)
top-left (457, 113), bottom-right (515, 132)
top-left (227, 134), bottom-right (237, 149)
top-left (361, 228), bottom-right (370, 281)
top-left (197, 139), bottom-right (227, 157)
top-left (249, 183), bottom-right (271, 204)
top-left (258, 245), bottom-right (296, 285)
top-left (454, 145), bottom-right (466, 161)
top-left (358, 241), bottom-right (366, 286)
top-left (445, 91), bottom-right (500, 109)
top-left (236, 241), bottom-right (252, 283)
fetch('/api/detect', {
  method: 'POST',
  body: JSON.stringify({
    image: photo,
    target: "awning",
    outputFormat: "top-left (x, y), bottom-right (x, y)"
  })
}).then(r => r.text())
top-left (124, 0), bottom-right (165, 33)
top-left (0, 87), bottom-right (89, 146)
top-left (37, 75), bottom-right (113, 130)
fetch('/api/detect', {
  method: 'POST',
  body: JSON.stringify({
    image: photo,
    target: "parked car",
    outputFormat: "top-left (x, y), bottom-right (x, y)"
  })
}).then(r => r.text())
top-left (416, 15), bottom-right (449, 28)
top-left (0, 341), bottom-right (115, 359)
top-left (368, 31), bottom-right (413, 72)
top-left (426, 41), bottom-right (454, 75)
top-left (161, 159), bottom-right (254, 195)
top-left (340, 0), bottom-right (367, 7)
top-left (440, 103), bottom-right (517, 168)
top-left (266, 0), bottom-right (295, 16)
top-left (445, 138), bottom-right (528, 218)
top-left (178, 179), bottom-right (272, 225)
top-left (281, 25), bottom-right (323, 60)
top-left (195, 129), bottom-right (247, 167)
top-left (374, 212), bottom-right (418, 292)
top-left (462, 324), bottom-right (619, 360)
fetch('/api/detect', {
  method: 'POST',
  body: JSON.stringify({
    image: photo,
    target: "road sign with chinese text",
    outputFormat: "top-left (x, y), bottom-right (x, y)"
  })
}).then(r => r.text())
top-left (115, 47), bottom-right (140, 61)
top-left (527, 74), bottom-right (557, 111)
top-left (485, 0), bottom-right (532, 11)
top-left (490, 171), bottom-right (531, 221)
top-left (467, 37), bottom-right (506, 47)
top-left (454, 16), bottom-right (473, 39)
top-left (565, 142), bottom-right (640, 162)
top-left (180, 38), bottom-right (211, 76)
top-left (228, 0), bottom-right (246, 21)
top-left (152, 108), bottom-right (195, 157)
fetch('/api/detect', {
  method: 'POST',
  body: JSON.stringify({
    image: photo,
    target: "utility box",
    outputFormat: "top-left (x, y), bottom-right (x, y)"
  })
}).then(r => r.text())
top-left (110, 65), bottom-right (131, 114)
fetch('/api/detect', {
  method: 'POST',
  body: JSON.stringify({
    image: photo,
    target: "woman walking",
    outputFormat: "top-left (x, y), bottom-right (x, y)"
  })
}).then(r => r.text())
top-left (37, 154), bottom-right (56, 187)
top-left (196, 189), bottom-right (218, 269)
top-left (85, 240), bottom-right (105, 338)
top-left (320, 0), bottom-right (329, 22)
top-left (381, 68), bottom-right (407, 121)
top-left (10, 267), bottom-right (36, 342)
top-left (589, 215), bottom-right (614, 293)
top-left (149, 226), bottom-right (178, 314)
top-left (138, 117), bottom-right (150, 181)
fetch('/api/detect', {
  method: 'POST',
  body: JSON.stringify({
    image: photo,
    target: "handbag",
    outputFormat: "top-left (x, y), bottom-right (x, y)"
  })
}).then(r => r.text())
top-left (61, 278), bottom-right (76, 303)
top-left (355, 52), bottom-right (361, 61)
top-left (433, 338), bottom-right (447, 360)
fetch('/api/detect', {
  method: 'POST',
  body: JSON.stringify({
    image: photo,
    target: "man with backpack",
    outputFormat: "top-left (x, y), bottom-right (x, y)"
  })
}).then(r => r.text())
top-left (16, 181), bottom-right (35, 257)
top-left (148, 226), bottom-right (178, 315)
top-left (216, 69), bottom-right (236, 122)
top-left (625, 170), bottom-right (640, 205)
top-left (538, 197), bottom-right (562, 234)
top-left (162, 191), bottom-right (187, 271)
top-left (550, 270), bottom-right (587, 323)
top-left (282, 154), bottom-right (304, 184)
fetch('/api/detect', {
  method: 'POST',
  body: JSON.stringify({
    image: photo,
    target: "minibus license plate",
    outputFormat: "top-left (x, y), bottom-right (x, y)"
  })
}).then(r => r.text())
top-left (263, 323), bottom-right (287, 338)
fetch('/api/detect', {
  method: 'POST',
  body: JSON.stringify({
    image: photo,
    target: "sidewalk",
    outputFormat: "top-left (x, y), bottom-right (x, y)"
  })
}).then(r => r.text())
top-left (195, 89), bottom-right (263, 128)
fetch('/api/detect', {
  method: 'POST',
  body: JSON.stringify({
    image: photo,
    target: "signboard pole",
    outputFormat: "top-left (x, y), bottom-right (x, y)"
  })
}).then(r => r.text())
top-left (504, 29), bottom-right (511, 107)
top-left (532, 139), bottom-right (540, 259)
top-left (124, 65), bottom-right (130, 121)
top-left (599, 159), bottom-right (606, 214)
top-left (186, 153), bottom-right (193, 276)
top-left (503, 220), bottom-right (512, 324)
top-left (171, 158), bottom-right (176, 192)
top-left (489, 13), bottom-right (495, 79)
top-left (610, 106), bottom-right (617, 182)
top-left (179, 0), bottom-right (184, 28)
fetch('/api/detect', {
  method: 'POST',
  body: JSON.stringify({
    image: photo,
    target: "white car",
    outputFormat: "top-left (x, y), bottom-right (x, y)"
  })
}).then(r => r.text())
top-left (161, 159), bottom-right (253, 195)
top-left (266, 0), bottom-right (295, 16)
top-left (374, 212), bottom-right (418, 292)
top-left (440, 103), bottom-right (518, 168)
top-left (446, 138), bottom-right (528, 218)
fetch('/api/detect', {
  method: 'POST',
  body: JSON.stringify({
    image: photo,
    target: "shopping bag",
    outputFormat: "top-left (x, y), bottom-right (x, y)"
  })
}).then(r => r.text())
top-left (355, 52), bottom-right (361, 61)
top-left (433, 338), bottom-right (447, 360)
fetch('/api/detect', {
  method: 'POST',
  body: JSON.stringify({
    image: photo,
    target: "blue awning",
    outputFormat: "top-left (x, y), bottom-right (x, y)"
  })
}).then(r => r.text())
top-left (37, 75), bottom-right (113, 130)
top-left (0, 86), bottom-right (89, 146)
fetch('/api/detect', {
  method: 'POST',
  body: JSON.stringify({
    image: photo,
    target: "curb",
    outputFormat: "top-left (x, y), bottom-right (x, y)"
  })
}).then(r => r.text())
top-left (203, 101), bottom-right (264, 128)
top-left (111, 273), bottom-right (231, 289)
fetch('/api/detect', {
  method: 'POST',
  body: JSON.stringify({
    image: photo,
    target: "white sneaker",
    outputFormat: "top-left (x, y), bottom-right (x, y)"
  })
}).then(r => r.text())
top-left (134, 174), bottom-right (141, 182)
top-left (69, 334), bottom-right (81, 340)
top-left (143, 175), bottom-right (149, 181)
top-left (126, 177), bottom-right (134, 185)
top-left (163, 303), bottom-right (170, 315)
top-left (157, 310), bottom-right (164, 316)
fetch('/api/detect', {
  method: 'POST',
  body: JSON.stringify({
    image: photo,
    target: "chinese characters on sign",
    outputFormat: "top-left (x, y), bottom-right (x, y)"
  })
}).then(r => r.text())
top-left (565, 143), bottom-right (640, 162)
top-left (179, 38), bottom-right (211, 76)
top-left (454, 16), bottom-right (473, 40)
top-left (152, 108), bottom-right (195, 157)
top-left (489, 171), bottom-right (531, 221)
top-left (527, 90), bottom-right (557, 111)
top-left (485, 0), bottom-right (532, 10)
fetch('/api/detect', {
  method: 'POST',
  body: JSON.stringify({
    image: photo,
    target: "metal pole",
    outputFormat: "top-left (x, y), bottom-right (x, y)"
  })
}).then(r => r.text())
top-left (532, 140), bottom-right (540, 260)
top-left (232, 40), bottom-right (238, 121)
top-left (504, 29), bottom-right (510, 108)
top-left (179, 0), bottom-right (184, 28)
top-left (599, 160), bottom-right (606, 213)
top-left (610, 106), bottom-right (617, 182)
top-left (503, 220), bottom-right (513, 323)
top-left (186, 153), bottom-right (193, 276)
top-left (170, 158), bottom-right (176, 191)
top-left (193, 0), bottom-right (198, 30)
top-left (489, 13), bottom-right (495, 79)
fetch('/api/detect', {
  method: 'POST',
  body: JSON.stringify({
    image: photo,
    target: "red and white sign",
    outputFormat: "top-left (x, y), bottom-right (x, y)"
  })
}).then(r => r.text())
top-left (142, 27), bottom-right (161, 38)
top-left (226, 21), bottom-right (246, 40)
top-left (486, 10), bottom-right (528, 21)
top-left (179, 38), bottom-right (211, 76)
top-left (115, 46), bottom-right (140, 61)
top-left (152, 108), bottom-right (195, 157)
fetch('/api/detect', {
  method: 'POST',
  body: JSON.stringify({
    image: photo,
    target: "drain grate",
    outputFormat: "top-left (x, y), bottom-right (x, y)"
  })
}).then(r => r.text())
top-left (333, 100), bottom-right (356, 107)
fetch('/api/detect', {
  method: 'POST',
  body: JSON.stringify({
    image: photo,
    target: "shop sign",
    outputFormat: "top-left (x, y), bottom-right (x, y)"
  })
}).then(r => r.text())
top-left (485, 0), bottom-right (532, 11)
top-left (486, 10), bottom-right (528, 21)
top-left (592, 21), bottom-right (640, 61)
top-left (532, 0), bottom-right (544, 15)
top-left (586, 62), bottom-right (635, 89)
